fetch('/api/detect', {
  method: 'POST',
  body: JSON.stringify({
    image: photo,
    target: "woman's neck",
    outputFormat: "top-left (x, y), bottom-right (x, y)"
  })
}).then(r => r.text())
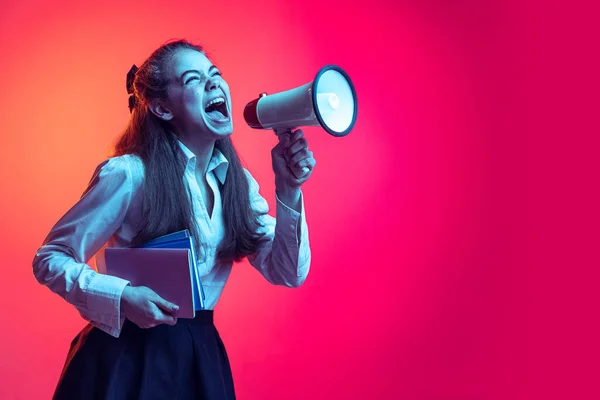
top-left (177, 134), bottom-right (216, 175)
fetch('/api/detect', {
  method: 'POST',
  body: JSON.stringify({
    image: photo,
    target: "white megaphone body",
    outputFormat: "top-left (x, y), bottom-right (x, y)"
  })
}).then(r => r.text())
top-left (244, 65), bottom-right (357, 137)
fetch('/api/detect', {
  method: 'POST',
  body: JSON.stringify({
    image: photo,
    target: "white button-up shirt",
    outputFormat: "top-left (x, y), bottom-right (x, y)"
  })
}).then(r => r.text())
top-left (32, 140), bottom-right (310, 338)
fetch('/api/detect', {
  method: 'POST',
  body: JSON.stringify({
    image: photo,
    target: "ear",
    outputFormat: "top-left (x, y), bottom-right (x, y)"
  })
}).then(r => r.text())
top-left (149, 99), bottom-right (174, 121)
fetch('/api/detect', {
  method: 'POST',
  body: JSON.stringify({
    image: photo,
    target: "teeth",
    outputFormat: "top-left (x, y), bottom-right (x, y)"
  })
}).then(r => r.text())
top-left (206, 97), bottom-right (225, 108)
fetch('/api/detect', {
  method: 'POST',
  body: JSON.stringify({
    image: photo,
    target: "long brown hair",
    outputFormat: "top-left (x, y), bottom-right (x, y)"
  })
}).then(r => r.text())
top-left (112, 39), bottom-right (264, 262)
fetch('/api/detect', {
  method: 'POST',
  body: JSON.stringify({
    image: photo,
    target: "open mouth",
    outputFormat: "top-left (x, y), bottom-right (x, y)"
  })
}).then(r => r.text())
top-left (204, 97), bottom-right (229, 121)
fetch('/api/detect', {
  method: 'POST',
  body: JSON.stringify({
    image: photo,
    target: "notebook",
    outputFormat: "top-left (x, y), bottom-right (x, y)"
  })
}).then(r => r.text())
top-left (136, 234), bottom-right (205, 310)
top-left (99, 230), bottom-right (204, 318)
top-left (139, 230), bottom-right (190, 247)
top-left (103, 247), bottom-right (195, 318)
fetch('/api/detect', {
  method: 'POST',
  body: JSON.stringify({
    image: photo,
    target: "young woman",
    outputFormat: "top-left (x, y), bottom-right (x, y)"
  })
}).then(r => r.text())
top-left (32, 39), bottom-right (315, 399)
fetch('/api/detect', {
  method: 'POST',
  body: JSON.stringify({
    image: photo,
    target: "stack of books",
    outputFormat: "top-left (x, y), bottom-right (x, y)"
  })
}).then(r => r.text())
top-left (97, 230), bottom-right (204, 318)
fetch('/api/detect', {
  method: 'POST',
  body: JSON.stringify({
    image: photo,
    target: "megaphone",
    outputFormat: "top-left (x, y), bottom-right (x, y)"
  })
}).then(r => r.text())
top-left (244, 65), bottom-right (357, 137)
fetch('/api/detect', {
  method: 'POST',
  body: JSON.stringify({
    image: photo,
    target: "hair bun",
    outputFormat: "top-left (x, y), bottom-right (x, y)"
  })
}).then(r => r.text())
top-left (126, 64), bottom-right (138, 94)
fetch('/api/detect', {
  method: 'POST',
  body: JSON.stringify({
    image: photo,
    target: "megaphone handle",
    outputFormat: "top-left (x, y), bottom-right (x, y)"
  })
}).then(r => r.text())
top-left (273, 127), bottom-right (295, 136)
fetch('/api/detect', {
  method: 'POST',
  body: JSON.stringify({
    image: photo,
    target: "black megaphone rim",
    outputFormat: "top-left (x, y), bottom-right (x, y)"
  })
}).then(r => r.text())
top-left (311, 64), bottom-right (357, 137)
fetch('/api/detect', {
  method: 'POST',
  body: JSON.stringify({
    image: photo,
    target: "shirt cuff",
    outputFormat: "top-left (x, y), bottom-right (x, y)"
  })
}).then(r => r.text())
top-left (85, 271), bottom-right (130, 337)
top-left (275, 191), bottom-right (304, 243)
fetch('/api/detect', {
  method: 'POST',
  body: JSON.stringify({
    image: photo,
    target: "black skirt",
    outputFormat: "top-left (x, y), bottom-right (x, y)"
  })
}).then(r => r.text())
top-left (53, 311), bottom-right (235, 400)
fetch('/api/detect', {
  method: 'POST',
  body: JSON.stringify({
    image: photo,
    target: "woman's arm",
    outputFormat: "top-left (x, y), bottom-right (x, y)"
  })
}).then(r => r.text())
top-left (32, 156), bottom-right (133, 338)
top-left (245, 169), bottom-right (311, 287)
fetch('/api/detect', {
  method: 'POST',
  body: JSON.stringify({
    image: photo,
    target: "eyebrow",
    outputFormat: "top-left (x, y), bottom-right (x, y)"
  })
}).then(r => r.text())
top-left (179, 65), bottom-right (218, 81)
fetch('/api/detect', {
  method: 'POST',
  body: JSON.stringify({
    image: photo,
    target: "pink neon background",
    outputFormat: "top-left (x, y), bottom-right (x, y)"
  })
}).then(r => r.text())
top-left (0, 0), bottom-right (598, 399)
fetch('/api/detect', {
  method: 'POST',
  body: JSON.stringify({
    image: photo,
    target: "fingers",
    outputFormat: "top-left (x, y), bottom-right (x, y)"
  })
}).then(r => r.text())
top-left (159, 313), bottom-right (178, 326)
top-left (288, 148), bottom-right (313, 166)
top-left (289, 129), bottom-right (303, 142)
top-left (272, 128), bottom-right (293, 156)
top-left (272, 135), bottom-right (289, 158)
top-left (273, 129), bottom-right (308, 165)
top-left (151, 309), bottom-right (178, 326)
top-left (283, 130), bottom-right (306, 159)
top-left (295, 157), bottom-right (316, 170)
top-left (291, 158), bottom-right (316, 179)
top-left (150, 294), bottom-right (179, 326)
top-left (272, 128), bottom-right (315, 183)
top-left (127, 287), bottom-right (179, 329)
top-left (285, 138), bottom-right (308, 160)
top-left (282, 130), bottom-right (315, 179)
top-left (284, 130), bottom-right (312, 167)
top-left (151, 292), bottom-right (180, 314)
top-left (139, 303), bottom-right (177, 328)
top-left (143, 315), bottom-right (177, 328)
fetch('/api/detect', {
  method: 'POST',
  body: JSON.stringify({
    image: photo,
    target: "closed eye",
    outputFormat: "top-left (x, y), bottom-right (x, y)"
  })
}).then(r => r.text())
top-left (185, 73), bottom-right (221, 84)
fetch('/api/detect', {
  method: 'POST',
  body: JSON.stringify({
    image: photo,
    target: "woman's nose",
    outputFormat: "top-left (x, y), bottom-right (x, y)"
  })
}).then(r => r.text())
top-left (207, 77), bottom-right (220, 91)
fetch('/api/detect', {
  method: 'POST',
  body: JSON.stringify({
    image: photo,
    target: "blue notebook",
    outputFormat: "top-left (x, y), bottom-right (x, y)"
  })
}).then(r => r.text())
top-left (141, 230), bottom-right (190, 247)
top-left (135, 230), bottom-right (205, 310)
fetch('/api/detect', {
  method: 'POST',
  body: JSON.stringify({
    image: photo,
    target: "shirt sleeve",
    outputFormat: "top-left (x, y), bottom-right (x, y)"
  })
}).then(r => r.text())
top-left (32, 157), bottom-right (133, 338)
top-left (245, 169), bottom-right (311, 287)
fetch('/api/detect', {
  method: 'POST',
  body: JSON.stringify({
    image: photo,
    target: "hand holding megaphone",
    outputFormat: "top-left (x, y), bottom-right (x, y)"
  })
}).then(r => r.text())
top-left (271, 128), bottom-right (315, 194)
top-left (244, 65), bottom-right (357, 137)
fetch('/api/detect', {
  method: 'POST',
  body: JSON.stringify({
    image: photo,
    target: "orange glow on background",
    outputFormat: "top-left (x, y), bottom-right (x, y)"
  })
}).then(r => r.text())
top-left (1, 0), bottom-right (598, 399)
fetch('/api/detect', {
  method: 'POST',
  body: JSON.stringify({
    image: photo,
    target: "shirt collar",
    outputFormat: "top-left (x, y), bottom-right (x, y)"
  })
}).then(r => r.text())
top-left (177, 139), bottom-right (229, 185)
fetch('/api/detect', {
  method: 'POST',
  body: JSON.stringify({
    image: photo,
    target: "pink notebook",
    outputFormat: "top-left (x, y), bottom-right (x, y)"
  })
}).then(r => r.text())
top-left (100, 247), bottom-right (195, 318)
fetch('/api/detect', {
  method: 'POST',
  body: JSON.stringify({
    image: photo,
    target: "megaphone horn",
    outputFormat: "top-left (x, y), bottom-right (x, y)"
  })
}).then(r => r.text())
top-left (244, 65), bottom-right (357, 137)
